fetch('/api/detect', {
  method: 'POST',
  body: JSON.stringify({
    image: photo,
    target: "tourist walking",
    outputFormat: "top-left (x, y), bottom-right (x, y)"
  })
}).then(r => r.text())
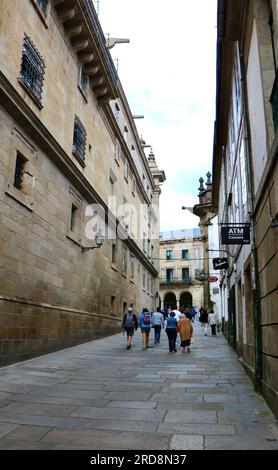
top-left (165, 311), bottom-right (178, 353)
top-left (178, 315), bottom-right (193, 353)
top-left (139, 308), bottom-right (152, 350)
top-left (122, 307), bottom-right (138, 350)
top-left (151, 307), bottom-right (164, 344)
top-left (202, 308), bottom-right (209, 335)
top-left (208, 309), bottom-right (217, 336)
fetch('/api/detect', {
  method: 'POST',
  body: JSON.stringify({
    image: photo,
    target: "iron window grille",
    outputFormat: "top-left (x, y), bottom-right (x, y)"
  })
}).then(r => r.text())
top-left (20, 35), bottom-right (45, 103)
top-left (14, 153), bottom-right (25, 190)
top-left (72, 116), bottom-right (87, 162)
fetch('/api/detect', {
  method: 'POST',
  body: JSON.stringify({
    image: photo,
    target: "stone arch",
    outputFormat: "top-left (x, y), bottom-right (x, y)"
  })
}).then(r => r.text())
top-left (179, 291), bottom-right (193, 309)
top-left (163, 292), bottom-right (177, 310)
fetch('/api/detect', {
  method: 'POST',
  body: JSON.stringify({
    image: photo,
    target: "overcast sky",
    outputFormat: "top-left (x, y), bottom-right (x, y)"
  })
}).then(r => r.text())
top-left (99, 0), bottom-right (218, 231)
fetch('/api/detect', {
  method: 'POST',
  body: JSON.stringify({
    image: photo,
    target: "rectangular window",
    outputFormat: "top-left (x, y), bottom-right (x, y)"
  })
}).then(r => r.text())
top-left (166, 269), bottom-right (173, 283)
top-left (143, 270), bottom-right (146, 289)
top-left (124, 125), bottom-right (128, 142)
top-left (122, 245), bottom-right (127, 274)
top-left (131, 175), bottom-right (136, 194)
top-left (72, 116), bottom-right (87, 163)
top-left (182, 268), bottom-right (190, 281)
top-left (20, 35), bottom-right (45, 104)
top-left (166, 249), bottom-right (173, 260)
top-left (115, 140), bottom-right (121, 164)
top-left (79, 66), bottom-right (88, 97)
top-left (14, 152), bottom-right (25, 191)
top-left (131, 145), bottom-right (135, 159)
top-left (114, 102), bottom-right (120, 121)
top-left (182, 249), bottom-right (189, 260)
top-left (124, 160), bottom-right (129, 181)
top-left (131, 254), bottom-right (135, 280)
top-left (70, 203), bottom-right (78, 232)
top-left (112, 240), bottom-right (117, 265)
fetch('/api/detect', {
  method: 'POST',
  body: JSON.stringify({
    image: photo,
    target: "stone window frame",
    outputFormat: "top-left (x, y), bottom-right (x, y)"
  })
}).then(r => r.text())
top-left (72, 115), bottom-right (87, 167)
top-left (121, 243), bottom-right (128, 277)
top-left (130, 254), bottom-right (135, 282)
top-left (78, 66), bottom-right (89, 103)
top-left (18, 34), bottom-right (45, 109)
top-left (111, 239), bottom-right (118, 271)
top-left (67, 188), bottom-right (83, 246)
top-left (131, 174), bottom-right (136, 196)
top-left (5, 125), bottom-right (37, 212)
top-left (115, 139), bottom-right (121, 166)
top-left (30, 0), bottom-right (50, 28)
top-left (124, 159), bottom-right (129, 182)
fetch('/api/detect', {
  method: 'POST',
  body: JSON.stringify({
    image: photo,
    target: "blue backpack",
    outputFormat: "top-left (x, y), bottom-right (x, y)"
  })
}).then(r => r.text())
top-left (124, 312), bottom-right (134, 328)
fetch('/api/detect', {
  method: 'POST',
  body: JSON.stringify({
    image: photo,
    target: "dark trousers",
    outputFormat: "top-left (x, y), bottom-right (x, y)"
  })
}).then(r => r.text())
top-left (166, 329), bottom-right (177, 351)
top-left (154, 325), bottom-right (162, 343)
top-left (211, 324), bottom-right (216, 336)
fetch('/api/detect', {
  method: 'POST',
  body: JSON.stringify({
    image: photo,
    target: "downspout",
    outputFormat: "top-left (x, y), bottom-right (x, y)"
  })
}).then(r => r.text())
top-left (239, 50), bottom-right (262, 390)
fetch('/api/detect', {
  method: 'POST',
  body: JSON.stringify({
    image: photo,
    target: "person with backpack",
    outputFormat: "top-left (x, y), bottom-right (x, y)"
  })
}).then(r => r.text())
top-left (165, 311), bottom-right (178, 353)
top-left (139, 308), bottom-right (152, 350)
top-left (122, 307), bottom-right (138, 350)
top-left (151, 307), bottom-right (164, 344)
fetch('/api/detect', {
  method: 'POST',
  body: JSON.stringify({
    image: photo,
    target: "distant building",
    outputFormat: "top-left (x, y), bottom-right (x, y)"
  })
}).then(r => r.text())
top-left (159, 229), bottom-right (205, 311)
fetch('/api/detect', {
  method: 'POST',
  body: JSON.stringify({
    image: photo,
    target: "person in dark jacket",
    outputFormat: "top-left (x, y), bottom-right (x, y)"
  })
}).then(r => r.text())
top-left (122, 307), bottom-right (138, 350)
top-left (165, 311), bottom-right (178, 352)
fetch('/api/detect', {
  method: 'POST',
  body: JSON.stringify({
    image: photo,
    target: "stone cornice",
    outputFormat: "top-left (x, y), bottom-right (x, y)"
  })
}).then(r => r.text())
top-left (102, 104), bottom-right (153, 205)
top-left (114, 81), bottom-right (155, 187)
top-left (0, 71), bottom-right (158, 276)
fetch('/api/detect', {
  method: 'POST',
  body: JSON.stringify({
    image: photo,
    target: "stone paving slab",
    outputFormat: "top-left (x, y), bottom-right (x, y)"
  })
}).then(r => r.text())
top-left (84, 419), bottom-right (158, 433)
top-left (2, 401), bottom-right (80, 417)
top-left (170, 435), bottom-right (204, 450)
top-left (41, 428), bottom-right (170, 450)
top-left (164, 410), bottom-right (217, 424)
top-left (158, 423), bottom-right (236, 436)
top-left (4, 425), bottom-right (51, 441)
top-left (106, 400), bottom-right (157, 409)
top-left (71, 406), bottom-right (165, 422)
top-left (0, 321), bottom-right (277, 450)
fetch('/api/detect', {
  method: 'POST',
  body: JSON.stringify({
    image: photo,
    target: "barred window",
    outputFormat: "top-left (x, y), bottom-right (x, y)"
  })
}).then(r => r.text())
top-left (72, 116), bottom-right (87, 162)
top-left (20, 35), bottom-right (45, 103)
top-left (14, 152), bottom-right (25, 191)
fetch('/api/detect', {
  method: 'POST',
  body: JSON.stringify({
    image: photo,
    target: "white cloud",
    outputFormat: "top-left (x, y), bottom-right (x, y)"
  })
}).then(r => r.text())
top-left (99, 0), bottom-right (217, 230)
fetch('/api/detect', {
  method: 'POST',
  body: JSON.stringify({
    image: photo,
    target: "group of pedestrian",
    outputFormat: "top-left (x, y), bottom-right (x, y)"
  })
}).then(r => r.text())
top-left (199, 306), bottom-right (219, 336)
top-left (122, 306), bottom-right (194, 353)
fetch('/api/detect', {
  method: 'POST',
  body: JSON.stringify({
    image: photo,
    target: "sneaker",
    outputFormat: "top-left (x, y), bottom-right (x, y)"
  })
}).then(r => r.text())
top-left (187, 348), bottom-right (191, 353)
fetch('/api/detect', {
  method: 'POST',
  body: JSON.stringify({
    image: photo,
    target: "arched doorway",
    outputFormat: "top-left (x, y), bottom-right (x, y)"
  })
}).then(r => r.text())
top-left (164, 292), bottom-right (176, 310)
top-left (180, 292), bottom-right (192, 309)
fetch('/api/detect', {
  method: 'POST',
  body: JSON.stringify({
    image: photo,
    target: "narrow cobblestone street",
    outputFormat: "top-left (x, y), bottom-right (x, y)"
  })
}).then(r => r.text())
top-left (0, 323), bottom-right (277, 450)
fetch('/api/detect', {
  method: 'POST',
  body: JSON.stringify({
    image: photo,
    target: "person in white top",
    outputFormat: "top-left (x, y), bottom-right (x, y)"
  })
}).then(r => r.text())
top-left (172, 308), bottom-right (182, 322)
top-left (208, 309), bottom-right (217, 336)
top-left (151, 308), bottom-right (164, 344)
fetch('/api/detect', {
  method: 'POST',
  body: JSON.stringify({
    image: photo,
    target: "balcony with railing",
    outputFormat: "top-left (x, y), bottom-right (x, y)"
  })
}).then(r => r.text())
top-left (51, 0), bottom-right (118, 103)
top-left (160, 276), bottom-right (192, 286)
